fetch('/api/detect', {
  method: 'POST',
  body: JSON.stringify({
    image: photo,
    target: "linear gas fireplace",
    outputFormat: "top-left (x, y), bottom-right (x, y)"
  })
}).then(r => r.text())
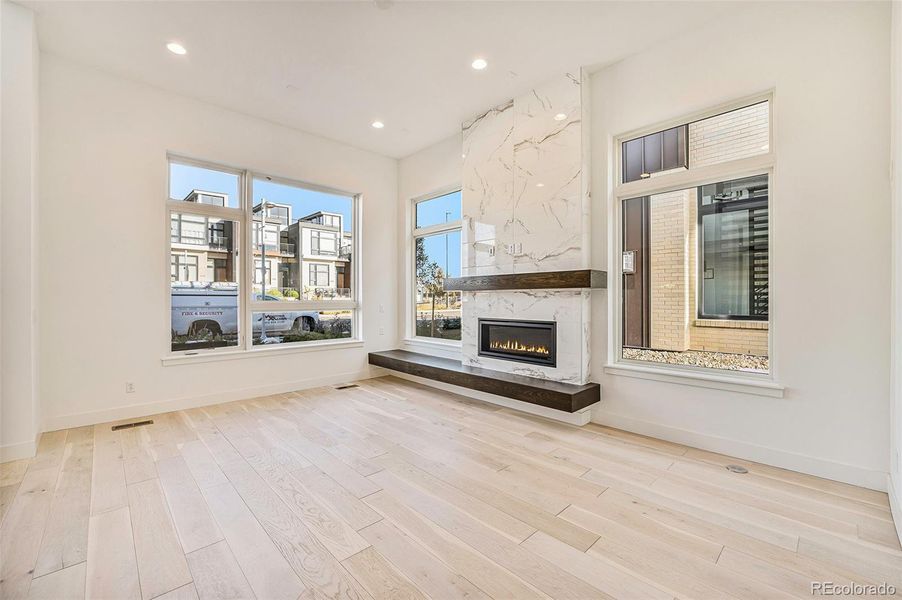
top-left (478, 318), bottom-right (556, 367)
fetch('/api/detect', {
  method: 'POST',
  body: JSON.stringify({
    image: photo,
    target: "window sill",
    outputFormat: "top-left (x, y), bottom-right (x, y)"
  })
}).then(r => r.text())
top-left (403, 336), bottom-right (462, 348)
top-left (162, 338), bottom-right (365, 366)
top-left (604, 362), bottom-right (784, 398)
top-left (402, 337), bottom-right (462, 358)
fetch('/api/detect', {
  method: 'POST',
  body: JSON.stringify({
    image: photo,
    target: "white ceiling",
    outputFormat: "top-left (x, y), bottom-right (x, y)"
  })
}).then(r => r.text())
top-left (26, 1), bottom-right (745, 158)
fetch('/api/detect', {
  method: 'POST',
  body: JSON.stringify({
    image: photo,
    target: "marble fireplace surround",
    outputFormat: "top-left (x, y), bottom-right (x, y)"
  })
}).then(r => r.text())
top-left (461, 290), bottom-right (591, 385)
top-left (459, 70), bottom-right (594, 386)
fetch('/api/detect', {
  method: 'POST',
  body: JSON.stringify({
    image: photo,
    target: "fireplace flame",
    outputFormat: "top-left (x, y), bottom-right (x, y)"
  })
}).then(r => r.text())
top-left (489, 339), bottom-right (550, 356)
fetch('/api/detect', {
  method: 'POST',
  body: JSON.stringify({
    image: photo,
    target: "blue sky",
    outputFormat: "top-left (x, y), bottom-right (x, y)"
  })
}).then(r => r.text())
top-left (420, 231), bottom-right (461, 278)
top-left (170, 163), bottom-right (239, 206)
top-left (416, 190), bottom-right (461, 228)
top-left (170, 163), bottom-right (353, 231)
top-left (416, 190), bottom-right (462, 277)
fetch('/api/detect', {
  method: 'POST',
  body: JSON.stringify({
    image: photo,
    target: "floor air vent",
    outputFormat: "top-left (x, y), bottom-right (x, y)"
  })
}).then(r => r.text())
top-left (334, 384), bottom-right (359, 390)
top-left (111, 419), bottom-right (154, 431)
top-left (725, 464), bottom-right (749, 474)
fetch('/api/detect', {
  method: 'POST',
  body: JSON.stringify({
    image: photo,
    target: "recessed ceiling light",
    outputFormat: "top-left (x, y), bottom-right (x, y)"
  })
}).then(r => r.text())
top-left (166, 42), bottom-right (187, 55)
top-left (371, 121), bottom-right (385, 129)
top-left (471, 58), bottom-right (488, 70)
top-left (554, 113), bottom-right (567, 121)
top-left (536, 183), bottom-right (545, 188)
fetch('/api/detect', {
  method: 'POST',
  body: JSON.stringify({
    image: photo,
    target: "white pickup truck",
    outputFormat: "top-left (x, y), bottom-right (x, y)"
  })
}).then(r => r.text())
top-left (171, 282), bottom-right (319, 342)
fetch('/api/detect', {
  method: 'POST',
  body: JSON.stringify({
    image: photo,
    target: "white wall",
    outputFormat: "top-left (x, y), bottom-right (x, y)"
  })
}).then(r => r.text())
top-left (890, 0), bottom-right (902, 537)
top-left (1, 0), bottom-right (41, 461)
top-left (397, 134), bottom-right (462, 358)
top-left (39, 54), bottom-right (399, 431)
top-left (591, 2), bottom-right (891, 490)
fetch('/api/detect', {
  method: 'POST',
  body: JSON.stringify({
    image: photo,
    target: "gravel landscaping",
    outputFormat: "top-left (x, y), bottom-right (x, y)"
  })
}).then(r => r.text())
top-left (623, 348), bottom-right (769, 373)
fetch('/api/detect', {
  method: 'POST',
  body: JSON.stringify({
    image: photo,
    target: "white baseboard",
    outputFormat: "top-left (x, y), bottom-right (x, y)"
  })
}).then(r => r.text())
top-left (43, 367), bottom-right (377, 433)
top-left (594, 409), bottom-right (887, 491)
top-left (384, 369), bottom-right (592, 426)
top-left (0, 438), bottom-right (38, 463)
top-left (889, 474), bottom-right (902, 548)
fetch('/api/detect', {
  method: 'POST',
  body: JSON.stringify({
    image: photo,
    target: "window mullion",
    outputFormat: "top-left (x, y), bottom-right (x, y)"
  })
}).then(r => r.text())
top-left (241, 168), bottom-right (252, 350)
top-left (616, 153), bottom-right (773, 200)
top-left (414, 220), bottom-right (463, 238)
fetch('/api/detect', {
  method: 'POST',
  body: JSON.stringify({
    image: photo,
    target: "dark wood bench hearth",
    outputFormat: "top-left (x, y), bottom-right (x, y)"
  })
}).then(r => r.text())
top-left (368, 350), bottom-right (600, 413)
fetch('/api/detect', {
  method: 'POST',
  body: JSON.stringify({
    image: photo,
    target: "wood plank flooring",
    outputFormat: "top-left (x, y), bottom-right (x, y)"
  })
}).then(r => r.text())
top-left (1, 375), bottom-right (899, 599)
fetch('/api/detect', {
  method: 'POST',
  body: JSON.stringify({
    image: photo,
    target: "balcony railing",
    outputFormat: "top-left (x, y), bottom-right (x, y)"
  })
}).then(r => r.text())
top-left (208, 236), bottom-right (230, 250)
top-left (253, 242), bottom-right (296, 256)
top-left (304, 287), bottom-right (352, 300)
top-left (250, 285), bottom-right (352, 301)
top-left (172, 235), bottom-right (231, 250)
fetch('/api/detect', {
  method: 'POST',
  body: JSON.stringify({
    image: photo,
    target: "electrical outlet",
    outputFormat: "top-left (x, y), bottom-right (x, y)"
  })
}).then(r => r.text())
top-left (379, 326), bottom-right (385, 335)
top-left (379, 304), bottom-right (384, 314)
top-left (125, 382), bottom-right (136, 394)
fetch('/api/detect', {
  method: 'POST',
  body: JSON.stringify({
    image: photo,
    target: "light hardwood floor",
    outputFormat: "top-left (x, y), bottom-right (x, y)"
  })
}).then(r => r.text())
top-left (1, 375), bottom-right (900, 600)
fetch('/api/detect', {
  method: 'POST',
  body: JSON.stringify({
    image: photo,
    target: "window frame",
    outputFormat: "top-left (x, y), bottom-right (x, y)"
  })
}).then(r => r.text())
top-left (409, 186), bottom-right (463, 344)
top-left (170, 253), bottom-right (199, 282)
top-left (311, 229), bottom-right (338, 257)
top-left (308, 262), bottom-right (331, 287)
top-left (166, 154), bottom-right (362, 359)
top-left (610, 91), bottom-right (777, 383)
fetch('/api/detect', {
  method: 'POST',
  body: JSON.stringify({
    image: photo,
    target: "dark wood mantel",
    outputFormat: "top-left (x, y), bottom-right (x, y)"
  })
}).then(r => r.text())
top-left (443, 269), bottom-right (606, 292)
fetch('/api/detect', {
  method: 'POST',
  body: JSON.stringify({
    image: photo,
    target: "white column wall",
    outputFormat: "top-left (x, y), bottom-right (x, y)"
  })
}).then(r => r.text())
top-left (0, 0), bottom-right (41, 460)
top-left (889, 0), bottom-right (902, 541)
top-left (397, 134), bottom-right (463, 358)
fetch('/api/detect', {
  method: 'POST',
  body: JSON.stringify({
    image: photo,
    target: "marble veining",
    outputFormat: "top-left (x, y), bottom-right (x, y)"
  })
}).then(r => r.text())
top-left (459, 70), bottom-right (593, 385)
top-left (462, 100), bottom-right (515, 276)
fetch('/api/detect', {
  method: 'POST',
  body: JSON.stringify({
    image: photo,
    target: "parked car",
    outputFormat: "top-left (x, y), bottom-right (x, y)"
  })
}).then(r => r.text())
top-left (171, 282), bottom-right (319, 344)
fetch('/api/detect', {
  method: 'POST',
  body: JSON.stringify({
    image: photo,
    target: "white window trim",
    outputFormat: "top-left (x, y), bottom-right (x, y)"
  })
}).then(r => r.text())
top-left (608, 91), bottom-right (781, 393)
top-left (162, 338), bottom-right (365, 366)
top-left (165, 154), bottom-right (362, 360)
top-left (604, 362), bottom-right (784, 398)
top-left (408, 185), bottom-right (462, 343)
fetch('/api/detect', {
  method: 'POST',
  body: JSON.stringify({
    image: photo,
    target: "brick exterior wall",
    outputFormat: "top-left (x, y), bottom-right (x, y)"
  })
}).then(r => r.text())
top-left (689, 102), bottom-right (769, 169)
top-left (649, 190), bottom-right (692, 351)
top-left (690, 320), bottom-right (769, 356)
